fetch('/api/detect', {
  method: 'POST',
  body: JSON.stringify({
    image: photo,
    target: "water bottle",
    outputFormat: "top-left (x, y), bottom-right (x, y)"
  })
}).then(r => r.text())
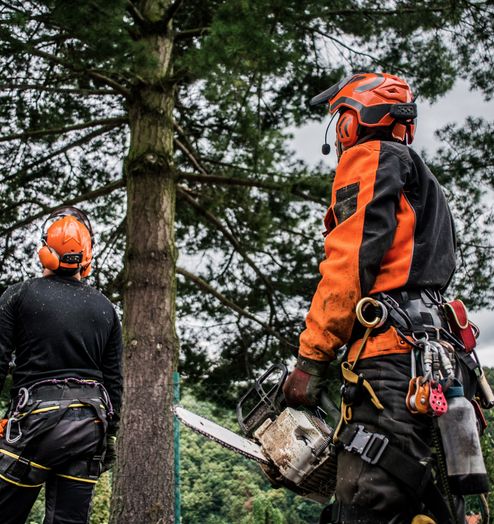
top-left (437, 379), bottom-right (489, 495)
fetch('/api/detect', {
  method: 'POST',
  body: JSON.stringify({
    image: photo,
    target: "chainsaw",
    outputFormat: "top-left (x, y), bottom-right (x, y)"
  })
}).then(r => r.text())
top-left (174, 363), bottom-right (341, 503)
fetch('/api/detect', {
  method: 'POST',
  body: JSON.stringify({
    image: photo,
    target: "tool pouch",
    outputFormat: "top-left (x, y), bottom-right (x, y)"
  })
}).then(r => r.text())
top-left (443, 300), bottom-right (477, 353)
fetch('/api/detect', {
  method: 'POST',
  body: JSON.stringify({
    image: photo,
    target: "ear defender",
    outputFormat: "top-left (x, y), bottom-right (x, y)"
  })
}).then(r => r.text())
top-left (336, 110), bottom-right (359, 149)
top-left (38, 244), bottom-right (60, 271)
top-left (80, 263), bottom-right (92, 278)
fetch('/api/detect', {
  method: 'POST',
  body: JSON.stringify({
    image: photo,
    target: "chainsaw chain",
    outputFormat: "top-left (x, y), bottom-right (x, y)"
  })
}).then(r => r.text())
top-left (177, 413), bottom-right (270, 465)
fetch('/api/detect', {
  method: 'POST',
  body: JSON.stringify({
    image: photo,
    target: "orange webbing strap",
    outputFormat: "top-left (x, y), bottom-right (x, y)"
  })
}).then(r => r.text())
top-left (0, 419), bottom-right (7, 439)
top-left (334, 298), bottom-right (386, 442)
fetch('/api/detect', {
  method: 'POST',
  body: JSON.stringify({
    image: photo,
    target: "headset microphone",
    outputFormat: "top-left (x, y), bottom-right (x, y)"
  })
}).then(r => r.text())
top-left (321, 112), bottom-right (337, 155)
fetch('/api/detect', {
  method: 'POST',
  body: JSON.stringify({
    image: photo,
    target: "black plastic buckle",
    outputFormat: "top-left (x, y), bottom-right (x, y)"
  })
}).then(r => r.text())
top-left (390, 103), bottom-right (417, 121)
top-left (344, 425), bottom-right (389, 465)
top-left (60, 252), bottom-right (83, 264)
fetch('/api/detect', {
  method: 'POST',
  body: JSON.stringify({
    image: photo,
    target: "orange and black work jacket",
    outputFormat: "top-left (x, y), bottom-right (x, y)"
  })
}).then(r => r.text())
top-left (299, 139), bottom-right (456, 363)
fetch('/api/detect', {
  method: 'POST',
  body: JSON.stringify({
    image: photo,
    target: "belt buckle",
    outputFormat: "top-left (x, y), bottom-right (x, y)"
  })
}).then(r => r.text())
top-left (344, 425), bottom-right (389, 465)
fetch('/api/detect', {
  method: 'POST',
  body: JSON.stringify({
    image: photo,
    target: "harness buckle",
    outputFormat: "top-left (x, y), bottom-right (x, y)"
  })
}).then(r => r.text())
top-left (344, 425), bottom-right (389, 465)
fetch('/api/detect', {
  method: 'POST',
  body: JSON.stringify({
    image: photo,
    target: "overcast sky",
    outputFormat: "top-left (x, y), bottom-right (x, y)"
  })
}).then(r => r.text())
top-left (290, 80), bottom-right (494, 365)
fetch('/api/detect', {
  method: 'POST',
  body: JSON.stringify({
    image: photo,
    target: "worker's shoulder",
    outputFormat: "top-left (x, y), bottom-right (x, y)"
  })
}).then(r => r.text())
top-left (352, 139), bottom-right (413, 165)
top-left (33, 276), bottom-right (116, 310)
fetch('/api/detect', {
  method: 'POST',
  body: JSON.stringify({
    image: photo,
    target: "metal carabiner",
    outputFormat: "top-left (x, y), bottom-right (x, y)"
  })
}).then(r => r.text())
top-left (420, 340), bottom-right (433, 382)
top-left (17, 387), bottom-right (29, 410)
top-left (5, 418), bottom-right (22, 444)
top-left (355, 297), bottom-right (388, 329)
top-left (433, 341), bottom-right (455, 381)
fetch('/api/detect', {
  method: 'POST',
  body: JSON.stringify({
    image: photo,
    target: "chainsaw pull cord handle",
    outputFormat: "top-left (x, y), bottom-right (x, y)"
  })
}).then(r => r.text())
top-left (334, 297), bottom-right (386, 442)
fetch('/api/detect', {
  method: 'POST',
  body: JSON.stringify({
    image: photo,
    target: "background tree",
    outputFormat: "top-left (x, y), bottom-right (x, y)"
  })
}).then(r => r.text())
top-left (0, 1), bottom-right (493, 522)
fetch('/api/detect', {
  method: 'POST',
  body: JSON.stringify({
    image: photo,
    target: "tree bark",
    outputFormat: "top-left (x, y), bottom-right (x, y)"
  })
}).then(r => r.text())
top-left (110, 1), bottom-right (178, 522)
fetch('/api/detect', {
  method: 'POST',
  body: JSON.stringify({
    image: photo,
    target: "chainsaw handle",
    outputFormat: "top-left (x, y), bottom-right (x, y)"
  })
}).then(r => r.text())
top-left (236, 363), bottom-right (288, 436)
top-left (319, 391), bottom-right (340, 425)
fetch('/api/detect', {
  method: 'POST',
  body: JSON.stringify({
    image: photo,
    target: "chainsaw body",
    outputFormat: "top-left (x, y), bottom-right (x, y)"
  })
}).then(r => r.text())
top-left (236, 364), bottom-right (338, 502)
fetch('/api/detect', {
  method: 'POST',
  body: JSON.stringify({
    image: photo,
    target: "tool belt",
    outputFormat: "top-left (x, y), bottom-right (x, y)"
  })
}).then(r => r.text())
top-left (348, 288), bottom-right (448, 344)
top-left (375, 288), bottom-right (449, 338)
top-left (0, 379), bottom-right (111, 487)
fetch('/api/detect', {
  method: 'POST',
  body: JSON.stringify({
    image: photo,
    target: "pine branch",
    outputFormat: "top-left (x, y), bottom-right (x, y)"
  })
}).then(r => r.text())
top-left (126, 1), bottom-right (147, 26)
top-left (176, 266), bottom-right (295, 348)
top-left (6, 35), bottom-right (131, 98)
top-left (86, 71), bottom-right (131, 98)
top-left (174, 138), bottom-right (208, 175)
top-left (0, 83), bottom-right (117, 96)
top-left (322, 7), bottom-right (449, 16)
top-left (177, 186), bottom-right (280, 323)
top-left (174, 124), bottom-right (326, 205)
top-left (3, 125), bottom-right (120, 184)
top-left (174, 27), bottom-right (210, 41)
top-left (0, 179), bottom-right (125, 235)
top-left (177, 171), bottom-right (327, 205)
top-left (0, 116), bottom-right (127, 143)
top-left (162, 0), bottom-right (184, 26)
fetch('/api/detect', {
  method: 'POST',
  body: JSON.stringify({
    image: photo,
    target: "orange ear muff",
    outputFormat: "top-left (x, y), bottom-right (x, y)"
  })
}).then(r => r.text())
top-left (38, 245), bottom-right (60, 271)
top-left (391, 122), bottom-right (406, 142)
top-left (80, 263), bottom-right (92, 278)
top-left (336, 110), bottom-right (359, 149)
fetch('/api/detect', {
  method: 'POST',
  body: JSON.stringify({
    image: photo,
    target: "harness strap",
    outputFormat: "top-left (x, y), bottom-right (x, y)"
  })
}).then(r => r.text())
top-left (334, 298), bottom-right (385, 442)
top-left (339, 424), bottom-right (454, 524)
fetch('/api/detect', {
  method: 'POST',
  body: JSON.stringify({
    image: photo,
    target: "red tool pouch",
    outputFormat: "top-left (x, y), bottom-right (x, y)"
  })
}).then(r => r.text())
top-left (443, 300), bottom-right (478, 353)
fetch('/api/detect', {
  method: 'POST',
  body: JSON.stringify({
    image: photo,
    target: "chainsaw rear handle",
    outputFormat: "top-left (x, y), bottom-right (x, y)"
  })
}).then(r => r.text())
top-left (319, 391), bottom-right (341, 425)
top-left (237, 363), bottom-right (288, 437)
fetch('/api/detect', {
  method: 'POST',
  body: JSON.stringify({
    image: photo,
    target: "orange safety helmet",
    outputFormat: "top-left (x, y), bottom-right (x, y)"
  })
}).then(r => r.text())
top-left (310, 72), bottom-right (417, 153)
top-left (38, 206), bottom-right (94, 277)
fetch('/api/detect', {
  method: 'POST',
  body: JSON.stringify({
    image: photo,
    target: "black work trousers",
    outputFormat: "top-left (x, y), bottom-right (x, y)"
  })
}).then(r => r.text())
top-left (335, 353), bottom-right (432, 520)
top-left (330, 352), bottom-right (472, 523)
top-left (0, 406), bottom-right (104, 524)
top-left (0, 475), bottom-right (95, 524)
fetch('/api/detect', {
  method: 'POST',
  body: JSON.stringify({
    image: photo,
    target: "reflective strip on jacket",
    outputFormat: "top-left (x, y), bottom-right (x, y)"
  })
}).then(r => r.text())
top-left (299, 139), bottom-right (456, 362)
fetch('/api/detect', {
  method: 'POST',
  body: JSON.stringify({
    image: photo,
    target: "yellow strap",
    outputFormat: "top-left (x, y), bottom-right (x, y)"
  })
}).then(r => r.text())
top-left (334, 302), bottom-right (385, 440)
top-left (349, 326), bottom-right (373, 369)
top-left (23, 403), bottom-right (105, 416)
top-left (333, 401), bottom-right (353, 443)
top-left (30, 406), bottom-right (60, 415)
top-left (0, 473), bottom-right (44, 488)
top-left (57, 473), bottom-right (97, 484)
top-left (0, 449), bottom-right (51, 471)
top-left (341, 362), bottom-right (384, 411)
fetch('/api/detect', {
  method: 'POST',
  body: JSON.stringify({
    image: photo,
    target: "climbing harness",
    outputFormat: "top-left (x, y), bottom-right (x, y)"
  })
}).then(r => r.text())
top-left (4, 378), bottom-right (113, 445)
top-left (333, 291), bottom-right (491, 523)
top-left (0, 378), bottom-right (112, 487)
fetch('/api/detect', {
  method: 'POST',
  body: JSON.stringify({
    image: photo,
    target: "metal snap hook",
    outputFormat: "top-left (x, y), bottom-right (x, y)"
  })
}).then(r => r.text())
top-left (355, 297), bottom-right (388, 329)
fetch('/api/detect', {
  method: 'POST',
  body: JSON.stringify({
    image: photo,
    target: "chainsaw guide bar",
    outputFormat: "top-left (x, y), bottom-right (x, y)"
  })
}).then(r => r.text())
top-left (174, 406), bottom-right (270, 465)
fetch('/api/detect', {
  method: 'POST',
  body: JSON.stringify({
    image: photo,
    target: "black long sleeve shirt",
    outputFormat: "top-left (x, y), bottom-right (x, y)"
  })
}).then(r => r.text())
top-left (0, 275), bottom-right (123, 433)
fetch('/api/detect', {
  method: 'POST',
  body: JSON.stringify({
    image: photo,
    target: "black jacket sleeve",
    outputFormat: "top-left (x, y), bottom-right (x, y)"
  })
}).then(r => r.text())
top-left (102, 308), bottom-right (123, 436)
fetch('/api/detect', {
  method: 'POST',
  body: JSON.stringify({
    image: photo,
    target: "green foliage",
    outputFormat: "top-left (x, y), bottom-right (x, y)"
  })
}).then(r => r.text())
top-left (90, 473), bottom-right (112, 524)
top-left (0, 0), bottom-right (493, 404)
top-left (179, 393), bottom-right (322, 524)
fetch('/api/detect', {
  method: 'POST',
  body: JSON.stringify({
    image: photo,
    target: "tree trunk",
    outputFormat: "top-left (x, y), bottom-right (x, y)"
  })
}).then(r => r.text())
top-left (110, 1), bottom-right (177, 522)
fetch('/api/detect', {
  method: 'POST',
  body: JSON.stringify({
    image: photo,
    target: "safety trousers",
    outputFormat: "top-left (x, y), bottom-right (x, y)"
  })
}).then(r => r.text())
top-left (0, 404), bottom-right (105, 524)
top-left (328, 352), bottom-right (464, 524)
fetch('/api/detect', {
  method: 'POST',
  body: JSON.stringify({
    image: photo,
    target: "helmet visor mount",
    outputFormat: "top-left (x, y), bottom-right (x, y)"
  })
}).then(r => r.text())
top-left (309, 74), bottom-right (357, 107)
